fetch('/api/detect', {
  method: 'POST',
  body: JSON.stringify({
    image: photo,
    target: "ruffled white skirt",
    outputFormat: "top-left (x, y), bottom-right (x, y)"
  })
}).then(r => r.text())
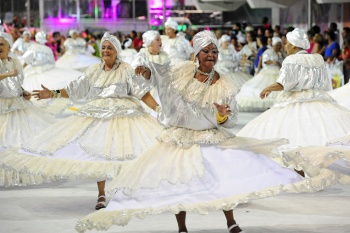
top-left (75, 140), bottom-right (337, 232)
top-left (236, 66), bottom-right (280, 112)
top-left (215, 67), bottom-right (251, 88)
top-left (56, 51), bottom-right (101, 72)
top-left (23, 65), bottom-right (82, 91)
top-left (0, 113), bottom-right (162, 186)
top-left (329, 82), bottom-right (350, 109)
top-left (238, 91), bottom-right (350, 150)
top-left (0, 98), bottom-right (56, 149)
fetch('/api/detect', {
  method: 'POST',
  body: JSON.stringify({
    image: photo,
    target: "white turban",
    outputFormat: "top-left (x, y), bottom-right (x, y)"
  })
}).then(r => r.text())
top-left (23, 30), bottom-right (32, 37)
top-left (286, 28), bottom-right (310, 50)
top-left (69, 29), bottom-right (78, 37)
top-left (219, 34), bottom-right (231, 47)
top-left (272, 37), bottom-right (282, 46)
top-left (122, 38), bottom-right (132, 49)
top-left (245, 26), bottom-right (254, 32)
top-left (142, 30), bottom-right (159, 47)
top-left (35, 31), bottom-right (47, 44)
top-left (101, 32), bottom-right (122, 56)
top-left (165, 17), bottom-right (178, 31)
top-left (193, 30), bottom-right (219, 56)
top-left (0, 31), bottom-right (13, 48)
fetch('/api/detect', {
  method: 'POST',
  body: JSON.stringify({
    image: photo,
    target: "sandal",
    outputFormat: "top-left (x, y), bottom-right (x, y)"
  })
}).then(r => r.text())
top-left (228, 224), bottom-right (245, 233)
top-left (95, 195), bottom-right (106, 210)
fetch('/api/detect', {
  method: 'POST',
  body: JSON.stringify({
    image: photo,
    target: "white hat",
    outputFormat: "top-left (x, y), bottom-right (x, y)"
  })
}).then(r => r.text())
top-left (101, 32), bottom-right (122, 56)
top-left (69, 29), bottom-right (78, 37)
top-left (286, 28), bottom-right (310, 50)
top-left (35, 31), bottom-right (47, 44)
top-left (219, 34), bottom-right (231, 47)
top-left (0, 31), bottom-right (13, 47)
top-left (142, 30), bottom-right (159, 48)
top-left (23, 30), bottom-right (32, 37)
top-left (165, 17), bottom-right (178, 31)
top-left (193, 30), bottom-right (218, 56)
top-left (272, 37), bottom-right (282, 46)
top-left (245, 26), bottom-right (254, 32)
top-left (122, 38), bottom-right (133, 49)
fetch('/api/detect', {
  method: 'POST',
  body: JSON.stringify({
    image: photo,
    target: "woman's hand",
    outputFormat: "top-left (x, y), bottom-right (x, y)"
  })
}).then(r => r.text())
top-left (32, 84), bottom-right (52, 100)
top-left (135, 66), bottom-right (151, 79)
top-left (22, 90), bottom-right (31, 100)
top-left (213, 102), bottom-right (231, 116)
top-left (260, 87), bottom-right (272, 99)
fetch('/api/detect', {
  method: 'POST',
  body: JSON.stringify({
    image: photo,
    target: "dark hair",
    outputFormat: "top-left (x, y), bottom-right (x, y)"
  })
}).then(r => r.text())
top-left (234, 22), bottom-right (241, 30)
top-left (326, 30), bottom-right (336, 41)
top-left (307, 30), bottom-right (315, 38)
top-left (286, 26), bottom-right (295, 33)
top-left (275, 25), bottom-right (281, 31)
top-left (52, 31), bottom-right (60, 37)
top-left (131, 30), bottom-right (137, 38)
top-left (329, 22), bottom-right (338, 31)
top-left (312, 25), bottom-right (321, 34)
top-left (343, 27), bottom-right (350, 35)
top-left (121, 39), bottom-right (131, 50)
top-left (258, 36), bottom-right (268, 46)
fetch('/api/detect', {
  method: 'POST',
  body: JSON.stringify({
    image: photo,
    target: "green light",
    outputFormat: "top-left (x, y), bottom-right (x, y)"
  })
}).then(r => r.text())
top-left (94, 7), bottom-right (98, 17)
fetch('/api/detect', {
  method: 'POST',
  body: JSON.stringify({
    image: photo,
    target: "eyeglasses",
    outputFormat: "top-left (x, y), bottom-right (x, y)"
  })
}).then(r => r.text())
top-left (200, 49), bottom-right (219, 55)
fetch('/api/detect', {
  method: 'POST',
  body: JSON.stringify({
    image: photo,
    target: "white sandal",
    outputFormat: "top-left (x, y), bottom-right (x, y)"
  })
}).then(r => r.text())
top-left (95, 195), bottom-right (106, 210)
top-left (228, 224), bottom-right (245, 233)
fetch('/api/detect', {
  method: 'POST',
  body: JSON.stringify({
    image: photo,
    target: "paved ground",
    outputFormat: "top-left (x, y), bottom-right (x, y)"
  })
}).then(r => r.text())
top-left (1, 112), bottom-right (349, 233)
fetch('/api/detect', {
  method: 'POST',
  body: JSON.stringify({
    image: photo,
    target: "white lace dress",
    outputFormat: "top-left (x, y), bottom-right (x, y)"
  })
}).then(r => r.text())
top-left (75, 61), bottom-right (335, 233)
top-left (236, 48), bottom-right (284, 111)
top-left (329, 82), bottom-right (350, 109)
top-left (22, 43), bottom-right (82, 91)
top-left (237, 51), bottom-right (350, 183)
top-left (0, 62), bottom-right (162, 186)
top-left (215, 45), bottom-right (251, 88)
top-left (161, 35), bottom-right (193, 65)
top-left (0, 57), bottom-right (56, 149)
top-left (56, 38), bottom-right (101, 72)
top-left (131, 48), bottom-right (170, 117)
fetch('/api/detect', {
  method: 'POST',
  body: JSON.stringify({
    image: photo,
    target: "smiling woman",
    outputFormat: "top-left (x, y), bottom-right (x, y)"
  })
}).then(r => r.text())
top-left (0, 32), bottom-right (161, 211)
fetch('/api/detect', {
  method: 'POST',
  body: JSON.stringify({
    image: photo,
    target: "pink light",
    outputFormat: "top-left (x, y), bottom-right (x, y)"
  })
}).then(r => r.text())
top-left (59, 18), bottom-right (75, 23)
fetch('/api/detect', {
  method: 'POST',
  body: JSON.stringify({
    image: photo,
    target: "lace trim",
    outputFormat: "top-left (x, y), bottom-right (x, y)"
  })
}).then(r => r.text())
top-left (273, 90), bottom-right (336, 108)
top-left (156, 127), bottom-right (234, 148)
top-left (75, 167), bottom-right (338, 232)
top-left (0, 97), bottom-right (33, 114)
top-left (170, 61), bottom-right (240, 112)
top-left (0, 148), bottom-right (122, 187)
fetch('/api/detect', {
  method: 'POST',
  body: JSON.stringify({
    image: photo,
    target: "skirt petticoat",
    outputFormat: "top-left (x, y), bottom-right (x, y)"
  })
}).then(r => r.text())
top-left (56, 51), bottom-right (101, 72)
top-left (0, 101), bottom-right (56, 149)
top-left (329, 83), bottom-right (350, 109)
top-left (236, 66), bottom-right (280, 112)
top-left (237, 98), bottom-right (350, 150)
top-left (0, 113), bottom-right (161, 186)
top-left (215, 67), bottom-right (251, 88)
top-left (23, 66), bottom-right (82, 91)
top-left (75, 139), bottom-right (337, 233)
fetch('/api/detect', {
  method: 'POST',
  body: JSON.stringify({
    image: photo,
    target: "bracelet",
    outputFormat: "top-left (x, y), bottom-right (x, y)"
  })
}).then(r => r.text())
top-left (216, 112), bottom-right (228, 124)
top-left (50, 89), bottom-right (61, 98)
top-left (155, 105), bottom-right (162, 113)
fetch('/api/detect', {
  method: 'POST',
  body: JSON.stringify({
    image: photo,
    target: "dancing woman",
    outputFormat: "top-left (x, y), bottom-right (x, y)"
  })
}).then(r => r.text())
top-left (0, 32), bottom-right (162, 209)
top-left (75, 31), bottom-right (332, 233)
top-left (0, 31), bottom-right (55, 149)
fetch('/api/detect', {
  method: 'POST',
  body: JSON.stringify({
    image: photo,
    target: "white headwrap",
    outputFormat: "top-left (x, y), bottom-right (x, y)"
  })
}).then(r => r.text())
top-left (35, 31), bottom-right (47, 44)
top-left (142, 30), bottom-right (159, 47)
top-left (165, 17), bottom-right (178, 31)
top-left (245, 26), bottom-right (254, 32)
top-left (69, 29), bottom-right (78, 37)
top-left (101, 32), bottom-right (122, 56)
top-left (286, 28), bottom-right (310, 50)
top-left (193, 30), bottom-right (219, 56)
top-left (23, 30), bottom-right (32, 37)
top-left (218, 34), bottom-right (231, 47)
top-left (0, 31), bottom-right (13, 48)
top-left (123, 38), bottom-right (132, 49)
top-left (272, 37), bottom-right (282, 46)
